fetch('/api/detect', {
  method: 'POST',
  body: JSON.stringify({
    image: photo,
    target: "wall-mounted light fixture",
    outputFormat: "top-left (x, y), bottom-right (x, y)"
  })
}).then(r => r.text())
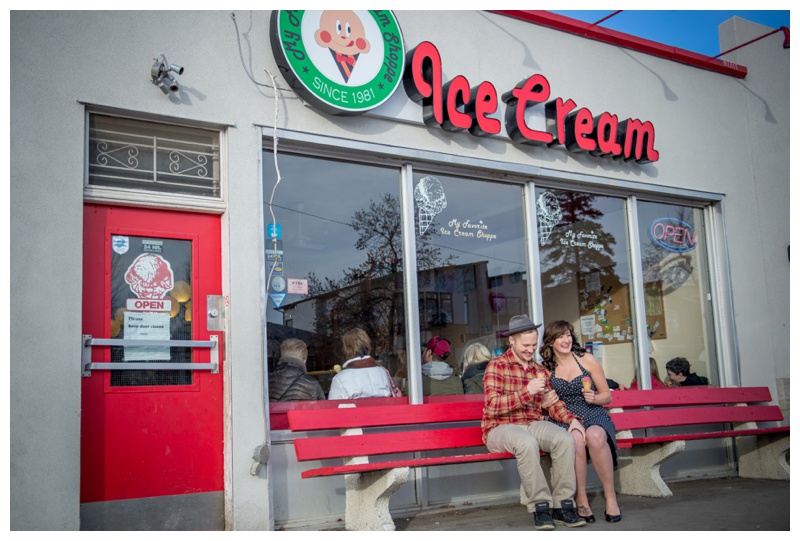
top-left (151, 53), bottom-right (184, 94)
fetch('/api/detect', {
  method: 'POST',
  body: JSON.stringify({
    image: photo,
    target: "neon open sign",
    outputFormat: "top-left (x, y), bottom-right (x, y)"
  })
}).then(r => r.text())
top-left (650, 218), bottom-right (696, 252)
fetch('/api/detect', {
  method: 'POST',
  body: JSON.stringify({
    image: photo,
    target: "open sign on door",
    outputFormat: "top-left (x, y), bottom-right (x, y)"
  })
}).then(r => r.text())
top-left (126, 298), bottom-right (172, 312)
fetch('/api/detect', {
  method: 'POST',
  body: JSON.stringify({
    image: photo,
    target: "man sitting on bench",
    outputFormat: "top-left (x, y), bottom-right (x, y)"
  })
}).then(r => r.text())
top-left (482, 314), bottom-right (587, 530)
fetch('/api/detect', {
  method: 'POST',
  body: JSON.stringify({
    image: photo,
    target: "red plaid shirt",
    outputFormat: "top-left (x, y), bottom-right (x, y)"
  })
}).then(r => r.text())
top-left (481, 348), bottom-right (580, 443)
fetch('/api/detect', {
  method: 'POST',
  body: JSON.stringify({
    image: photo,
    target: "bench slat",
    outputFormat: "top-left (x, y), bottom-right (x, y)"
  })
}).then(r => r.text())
top-left (294, 426), bottom-right (485, 462)
top-left (618, 425), bottom-right (790, 446)
top-left (288, 402), bottom-right (485, 432)
top-left (300, 451), bottom-right (516, 478)
top-left (611, 404), bottom-right (783, 431)
top-left (608, 387), bottom-right (773, 408)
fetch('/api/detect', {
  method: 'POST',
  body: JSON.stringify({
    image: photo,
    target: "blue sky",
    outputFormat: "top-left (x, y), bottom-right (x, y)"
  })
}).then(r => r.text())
top-left (549, 10), bottom-right (790, 57)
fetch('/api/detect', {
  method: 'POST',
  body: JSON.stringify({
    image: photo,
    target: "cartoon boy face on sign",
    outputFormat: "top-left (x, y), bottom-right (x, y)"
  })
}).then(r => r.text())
top-left (314, 10), bottom-right (371, 83)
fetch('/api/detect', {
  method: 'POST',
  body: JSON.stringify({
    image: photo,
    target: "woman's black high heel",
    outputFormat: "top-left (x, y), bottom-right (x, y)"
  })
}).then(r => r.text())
top-left (577, 506), bottom-right (595, 523)
top-left (605, 512), bottom-right (622, 523)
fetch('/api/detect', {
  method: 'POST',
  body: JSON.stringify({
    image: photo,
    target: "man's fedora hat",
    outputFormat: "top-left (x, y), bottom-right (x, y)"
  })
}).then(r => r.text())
top-left (502, 314), bottom-right (542, 337)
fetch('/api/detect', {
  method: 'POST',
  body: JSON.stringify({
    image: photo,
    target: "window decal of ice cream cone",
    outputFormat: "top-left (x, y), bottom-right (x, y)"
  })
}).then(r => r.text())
top-left (536, 191), bottom-right (562, 246)
top-left (414, 175), bottom-right (447, 235)
top-left (315, 10), bottom-right (371, 84)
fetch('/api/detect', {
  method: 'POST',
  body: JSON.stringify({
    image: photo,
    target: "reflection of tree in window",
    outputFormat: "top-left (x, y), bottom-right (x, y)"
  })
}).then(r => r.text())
top-left (538, 191), bottom-right (619, 289)
top-left (307, 193), bottom-right (453, 364)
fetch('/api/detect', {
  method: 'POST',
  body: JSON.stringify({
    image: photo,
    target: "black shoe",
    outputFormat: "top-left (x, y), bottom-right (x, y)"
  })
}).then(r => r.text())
top-left (552, 500), bottom-right (587, 528)
top-left (577, 505), bottom-right (596, 523)
top-left (533, 502), bottom-right (555, 530)
top-left (605, 512), bottom-right (622, 523)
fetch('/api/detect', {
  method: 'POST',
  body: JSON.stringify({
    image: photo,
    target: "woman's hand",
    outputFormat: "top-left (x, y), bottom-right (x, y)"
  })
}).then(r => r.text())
top-left (567, 419), bottom-right (585, 441)
top-left (582, 388), bottom-right (597, 404)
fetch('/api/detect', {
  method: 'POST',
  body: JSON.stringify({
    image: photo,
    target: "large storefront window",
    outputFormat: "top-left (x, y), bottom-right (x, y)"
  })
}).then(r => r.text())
top-left (636, 201), bottom-right (716, 387)
top-left (261, 149), bottom-right (720, 404)
top-left (535, 188), bottom-right (635, 387)
top-left (413, 172), bottom-right (528, 395)
top-left (262, 152), bottom-right (405, 398)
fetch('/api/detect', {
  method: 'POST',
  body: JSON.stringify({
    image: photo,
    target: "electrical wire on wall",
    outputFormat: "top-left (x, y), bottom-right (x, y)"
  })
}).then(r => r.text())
top-left (230, 11), bottom-right (287, 477)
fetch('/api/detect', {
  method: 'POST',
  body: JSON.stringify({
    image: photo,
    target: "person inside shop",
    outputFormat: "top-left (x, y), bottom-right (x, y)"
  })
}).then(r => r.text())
top-left (482, 314), bottom-right (587, 530)
top-left (629, 357), bottom-right (665, 389)
top-left (461, 342), bottom-right (492, 394)
top-left (664, 357), bottom-right (709, 387)
top-left (540, 320), bottom-right (621, 525)
top-left (327, 327), bottom-right (399, 400)
top-left (420, 336), bottom-right (464, 396)
top-left (605, 378), bottom-right (627, 391)
top-left (392, 348), bottom-right (408, 395)
top-left (268, 338), bottom-right (325, 402)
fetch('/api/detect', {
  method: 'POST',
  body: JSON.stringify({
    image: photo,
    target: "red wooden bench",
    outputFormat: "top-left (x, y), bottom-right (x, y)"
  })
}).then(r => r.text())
top-left (607, 386), bottom-right (789, 497)
top-left (287, 396), bottom-right (492, 530)
top-left (286, 387), bottom-right (788, 529)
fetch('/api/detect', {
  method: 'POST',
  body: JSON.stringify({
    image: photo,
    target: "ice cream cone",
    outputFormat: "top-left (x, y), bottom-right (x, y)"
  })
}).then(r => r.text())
top-left (581, 377), bottom-right (592, 391)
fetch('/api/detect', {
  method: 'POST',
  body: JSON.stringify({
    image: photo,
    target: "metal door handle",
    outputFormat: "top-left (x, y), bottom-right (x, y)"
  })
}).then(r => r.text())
top-left (82, 334), bottom-right (219, 377)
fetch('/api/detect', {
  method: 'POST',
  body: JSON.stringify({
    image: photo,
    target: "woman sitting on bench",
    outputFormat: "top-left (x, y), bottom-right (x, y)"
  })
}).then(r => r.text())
top-left (540, 320), bottom-right (622, 524)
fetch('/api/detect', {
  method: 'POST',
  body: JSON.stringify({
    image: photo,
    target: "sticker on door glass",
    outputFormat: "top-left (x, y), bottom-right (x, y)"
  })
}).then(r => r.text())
top-left (124, 253), bottom-right (175, 299)
top-left (112, 235), bottom-right (130, 255)
top-left (141, 239), bottom-right (163, 253)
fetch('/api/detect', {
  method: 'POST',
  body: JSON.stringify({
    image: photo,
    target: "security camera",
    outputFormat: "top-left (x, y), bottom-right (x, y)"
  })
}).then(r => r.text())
top-left (164, 76), bottom-right (180, 93)
top-left (151, 54), bottom-right (183, 94)
top-left (155, 73), bottom-right (179, 94)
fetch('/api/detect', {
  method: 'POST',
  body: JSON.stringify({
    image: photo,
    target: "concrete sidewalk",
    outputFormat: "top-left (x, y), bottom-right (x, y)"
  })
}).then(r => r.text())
top-left (394, 477), bottom-right (790, 531)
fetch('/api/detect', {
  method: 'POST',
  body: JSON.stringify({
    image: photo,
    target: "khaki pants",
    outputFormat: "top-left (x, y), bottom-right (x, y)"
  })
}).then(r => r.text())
top-left (486, 421), bottom-right (576, 512)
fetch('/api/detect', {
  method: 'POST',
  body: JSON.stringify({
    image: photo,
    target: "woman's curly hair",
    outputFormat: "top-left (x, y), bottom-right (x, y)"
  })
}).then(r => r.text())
top-left (538, 320), bottom-right (585, 372)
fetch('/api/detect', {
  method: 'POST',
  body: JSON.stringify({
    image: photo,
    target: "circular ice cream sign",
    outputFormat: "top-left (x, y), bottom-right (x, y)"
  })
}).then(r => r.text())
top-left (270, 10), bottom-right (405, 115)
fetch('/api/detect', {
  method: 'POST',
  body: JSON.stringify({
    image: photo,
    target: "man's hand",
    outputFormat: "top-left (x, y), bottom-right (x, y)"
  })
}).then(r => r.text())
top-left (526, 377), bottom-right (546, 395)
top-left (541, 389), bottom-right (558, 409)
top-left (567, 419), bottom-right (585, 441)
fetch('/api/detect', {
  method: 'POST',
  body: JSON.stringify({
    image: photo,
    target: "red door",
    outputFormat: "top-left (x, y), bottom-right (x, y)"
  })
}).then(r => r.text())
top-left (81, 204), bottom-right (223, 508)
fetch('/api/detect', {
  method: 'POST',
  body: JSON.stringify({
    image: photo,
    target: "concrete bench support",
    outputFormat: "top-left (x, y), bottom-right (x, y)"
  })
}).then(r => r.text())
top-left (344, 467), bottom-right (409, 531)
top-left (615, 440), bottom-right (685, 498)
top-left (340, 419), bottom-right (410, 531)
top-left (736, 433), bottom-right (789, 480)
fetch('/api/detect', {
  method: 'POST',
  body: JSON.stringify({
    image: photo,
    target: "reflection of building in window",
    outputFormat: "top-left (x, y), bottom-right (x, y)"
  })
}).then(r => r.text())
top-left (420, 292), bottom-right (453, 328)
top-left (644, 281), bottom-right (664, 316)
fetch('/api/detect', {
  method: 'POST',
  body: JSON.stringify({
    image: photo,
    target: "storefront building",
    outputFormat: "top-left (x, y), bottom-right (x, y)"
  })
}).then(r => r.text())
top-left (10, 11), bottom-right (789, 530)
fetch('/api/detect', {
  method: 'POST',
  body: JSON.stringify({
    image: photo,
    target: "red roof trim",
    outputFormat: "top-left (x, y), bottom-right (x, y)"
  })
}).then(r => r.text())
top-left (491, 10), bottom-right (748, 79)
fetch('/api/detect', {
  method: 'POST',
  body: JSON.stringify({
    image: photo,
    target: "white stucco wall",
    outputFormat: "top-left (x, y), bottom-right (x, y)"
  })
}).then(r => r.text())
top-left (10, 10), bottom-right (788, 530)
top-left (10, 10), bottom-right (275, 530)
top-left (717, 17), bottom-right (790, 386)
